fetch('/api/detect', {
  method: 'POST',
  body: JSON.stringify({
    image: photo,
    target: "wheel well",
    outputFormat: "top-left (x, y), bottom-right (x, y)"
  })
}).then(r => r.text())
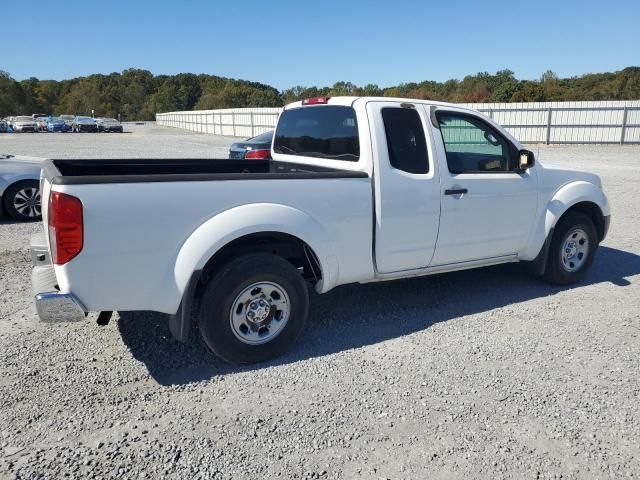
top-left (195, 232), bottom-right (322, 298)
top-left (564, 201), bottom-right (605, 241)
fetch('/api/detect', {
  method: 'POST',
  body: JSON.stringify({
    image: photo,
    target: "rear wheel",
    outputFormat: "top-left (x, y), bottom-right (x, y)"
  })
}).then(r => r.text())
top-left (3, 180), bottom-right (41, 221)
top-left (198, 253), bottom-right (309, 364)
top-left (543, 211), bottom-right (598, 284)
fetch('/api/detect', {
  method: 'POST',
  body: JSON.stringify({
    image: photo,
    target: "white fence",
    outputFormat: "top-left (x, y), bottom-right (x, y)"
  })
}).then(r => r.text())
top-left (156, 101), bottom-right (640, 144)
top-left (156, 108), bottom-right (281, 138)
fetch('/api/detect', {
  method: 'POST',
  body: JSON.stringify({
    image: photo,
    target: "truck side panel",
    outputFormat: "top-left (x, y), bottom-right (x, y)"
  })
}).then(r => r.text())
top-left (52, 177), bottom-right (373, 314)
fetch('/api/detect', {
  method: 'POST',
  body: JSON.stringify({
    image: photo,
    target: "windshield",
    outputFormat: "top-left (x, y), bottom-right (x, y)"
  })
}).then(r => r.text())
top-left (16, 116), bottom-right (33, 121)
top-left (76, 117), bottom-right (93, 122)
top-left (273, 106), bottom-right (359, 161)
top-left (59, 115), bottom-right (75, 120)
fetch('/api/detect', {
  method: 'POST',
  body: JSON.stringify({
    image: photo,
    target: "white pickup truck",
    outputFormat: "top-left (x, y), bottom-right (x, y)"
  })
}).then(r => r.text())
top-left (30, 96), bottom-right (610, 364)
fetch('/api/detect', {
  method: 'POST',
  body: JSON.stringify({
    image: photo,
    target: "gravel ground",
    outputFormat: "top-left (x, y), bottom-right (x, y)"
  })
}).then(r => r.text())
top-left (0, 127), bottom-right (639, 479)
top-left (0, 123), bottom-right (235, 159)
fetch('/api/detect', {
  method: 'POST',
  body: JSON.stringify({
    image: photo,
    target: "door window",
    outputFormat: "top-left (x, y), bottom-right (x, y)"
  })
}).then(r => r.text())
top-left (381, 107), bottom-right (429, 174)
top-left (436, 111), bottom-right (514, 173)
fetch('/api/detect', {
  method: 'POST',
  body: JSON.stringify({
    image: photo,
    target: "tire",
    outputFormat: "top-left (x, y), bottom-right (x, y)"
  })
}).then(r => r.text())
top-left (3, 180), bottom-right (42, 221)
top-left (199, 253), bottom-right (309, 364)
top-left (543, 211), bottom-right (598, 285)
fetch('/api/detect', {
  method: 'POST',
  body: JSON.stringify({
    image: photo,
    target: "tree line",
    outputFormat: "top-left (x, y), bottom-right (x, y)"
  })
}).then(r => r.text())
top-left (1, 67), bottom-right (639, 121)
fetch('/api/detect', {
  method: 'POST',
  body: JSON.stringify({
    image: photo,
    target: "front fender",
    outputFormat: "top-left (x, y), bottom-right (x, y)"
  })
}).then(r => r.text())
top-left (173, 203), bottom-right (339, 297)
top-left (521, 181), bottom-right (610, 260)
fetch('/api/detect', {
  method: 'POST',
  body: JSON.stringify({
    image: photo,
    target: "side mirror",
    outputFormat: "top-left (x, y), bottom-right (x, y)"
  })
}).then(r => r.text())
top-left (517, 149), bottom-right (535, 172)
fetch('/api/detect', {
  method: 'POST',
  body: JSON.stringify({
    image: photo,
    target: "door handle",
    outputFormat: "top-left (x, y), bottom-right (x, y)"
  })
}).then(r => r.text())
top-left (444, 188), bottom-right (468, 196)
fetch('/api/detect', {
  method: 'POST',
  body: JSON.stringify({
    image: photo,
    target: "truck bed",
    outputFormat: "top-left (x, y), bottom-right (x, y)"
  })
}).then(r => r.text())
top-left (44, 159), bottom-right (368, 185)
top-left (39, 156), bottom-right (374, 314)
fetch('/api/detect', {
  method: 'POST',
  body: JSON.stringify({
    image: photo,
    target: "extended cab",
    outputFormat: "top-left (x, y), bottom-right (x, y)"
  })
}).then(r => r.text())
top-left (30, 97), bottom-right (610, 364)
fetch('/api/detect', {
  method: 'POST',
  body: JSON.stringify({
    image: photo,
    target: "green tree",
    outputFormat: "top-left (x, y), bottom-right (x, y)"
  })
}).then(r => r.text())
top-left (0, 66), bottom-right (639, 120)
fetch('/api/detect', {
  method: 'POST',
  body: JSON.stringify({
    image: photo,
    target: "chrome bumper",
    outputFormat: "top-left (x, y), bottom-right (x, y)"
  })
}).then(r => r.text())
top-left (30, 233), bottom-right (86, 323)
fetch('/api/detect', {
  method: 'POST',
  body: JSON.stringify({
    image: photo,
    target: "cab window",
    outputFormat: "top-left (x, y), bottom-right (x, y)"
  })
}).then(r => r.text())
top-left (273, 106), bottom-right (359, 161)
top-left (381, 107), bottom-right (429, 174)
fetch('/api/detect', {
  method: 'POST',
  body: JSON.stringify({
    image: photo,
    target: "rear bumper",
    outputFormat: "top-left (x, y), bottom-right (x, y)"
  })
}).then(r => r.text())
top-left (30, 233), bottom-right (86, 323)
top-left (76, 125), bottom-right (97, 132)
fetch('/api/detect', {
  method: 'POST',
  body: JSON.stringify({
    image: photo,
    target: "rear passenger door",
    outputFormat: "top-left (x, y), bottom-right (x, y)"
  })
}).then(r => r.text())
top-left (368, 102), bottom-right (441, 273)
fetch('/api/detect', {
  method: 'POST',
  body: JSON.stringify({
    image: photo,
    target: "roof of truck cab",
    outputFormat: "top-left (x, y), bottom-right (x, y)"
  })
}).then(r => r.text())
top-left (283, 96), bottom-right (473, 111)
top-left (280, 95), bottom-right (522, 151)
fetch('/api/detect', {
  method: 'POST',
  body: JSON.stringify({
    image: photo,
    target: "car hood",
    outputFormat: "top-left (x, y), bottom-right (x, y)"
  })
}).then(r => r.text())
top-left (538, 161), bottom-right (603, 192)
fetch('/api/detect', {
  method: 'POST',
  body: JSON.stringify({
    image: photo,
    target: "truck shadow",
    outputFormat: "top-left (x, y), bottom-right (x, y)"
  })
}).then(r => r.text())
top-left (117, 245), bottom-right (640, 386)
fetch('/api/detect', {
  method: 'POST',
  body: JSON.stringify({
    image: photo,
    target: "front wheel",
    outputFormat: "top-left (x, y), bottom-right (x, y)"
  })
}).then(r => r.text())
top-left (543, 211), bottom-right (598, 284)
top-left (199, 253), bottom-right (309, 364)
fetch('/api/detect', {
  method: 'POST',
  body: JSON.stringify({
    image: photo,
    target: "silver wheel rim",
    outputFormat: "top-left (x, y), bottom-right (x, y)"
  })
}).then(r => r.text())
top-left (560, 228), bottom-right (589, 273)
top-left (229, 281), bottom-right (291, 345)
top-left (13, 186), bottom-right (41, 218)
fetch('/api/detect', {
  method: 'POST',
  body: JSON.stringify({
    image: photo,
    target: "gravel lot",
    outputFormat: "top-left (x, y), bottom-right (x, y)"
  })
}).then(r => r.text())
top-left (1, 126), bottom-right (639, 479)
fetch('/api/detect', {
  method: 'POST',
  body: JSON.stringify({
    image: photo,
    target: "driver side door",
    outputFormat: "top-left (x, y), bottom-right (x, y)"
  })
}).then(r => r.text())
top-left (430, 109), bottom-right (539, 266)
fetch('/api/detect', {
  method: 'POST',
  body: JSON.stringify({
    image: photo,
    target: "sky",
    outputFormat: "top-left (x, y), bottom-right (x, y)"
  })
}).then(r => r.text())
top-left (3, 0), bottom-right (640, 90)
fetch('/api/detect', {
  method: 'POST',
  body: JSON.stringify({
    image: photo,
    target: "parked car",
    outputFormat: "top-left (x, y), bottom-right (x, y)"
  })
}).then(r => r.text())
top-left (228, 130), bottom-right (274, 159)
top-left (36, 117), bottom-right (50, 132)
top-left (72, 116), bottom-right (98, 133)
top-left (96, 117), bottom-right (123, 133)
top-left (47, 117), bottom-right (70, 133)
top-left (12, 116), bottom-right (38, 132)
top-left (29, 96), bottom-right (610, 365)
top-left (0, 120), bottom-right (7, 133)
top-left (0, 154), bottom-right (43, 221)
top-left (59, 115), bottom-right (76, 130)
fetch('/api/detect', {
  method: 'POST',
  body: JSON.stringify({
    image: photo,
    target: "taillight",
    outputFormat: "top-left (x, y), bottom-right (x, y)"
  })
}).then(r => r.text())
top-left (302, 96), bottom-right (330, 105)
top-left (244, 149), bottom-right (271, 159)
top-left (48, 192), bottom-right (83, 265)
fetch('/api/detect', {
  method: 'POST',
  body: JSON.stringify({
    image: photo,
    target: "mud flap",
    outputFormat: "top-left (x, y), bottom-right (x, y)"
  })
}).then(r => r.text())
top-left (168, 270), bottom-right (201, 342)
top-left (526, 227), bottom-right (554, 276)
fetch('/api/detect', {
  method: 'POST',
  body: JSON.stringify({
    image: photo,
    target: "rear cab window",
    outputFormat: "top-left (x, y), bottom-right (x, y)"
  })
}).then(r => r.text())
top-left (273, 106), bottom-right (359, 161)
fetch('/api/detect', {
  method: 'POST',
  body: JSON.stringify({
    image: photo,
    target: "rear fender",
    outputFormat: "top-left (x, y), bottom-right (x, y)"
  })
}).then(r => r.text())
top-left (174, 203), bottom-right (339, 297)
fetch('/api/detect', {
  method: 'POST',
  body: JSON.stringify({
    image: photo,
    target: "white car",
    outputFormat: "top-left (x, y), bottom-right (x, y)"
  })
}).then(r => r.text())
top-left (30, 96), bottom-right (610, 364)
top-left (12, 116), bottom-right (38, 133)
top-left (0, 154), bottom-right (43, 220)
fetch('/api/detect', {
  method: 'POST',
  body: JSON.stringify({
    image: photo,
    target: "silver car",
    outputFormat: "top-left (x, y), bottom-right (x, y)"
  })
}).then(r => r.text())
top-left (0, 154), bottom-right (43, 221)
top-left (12, 116), bottom-right (38, 133)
